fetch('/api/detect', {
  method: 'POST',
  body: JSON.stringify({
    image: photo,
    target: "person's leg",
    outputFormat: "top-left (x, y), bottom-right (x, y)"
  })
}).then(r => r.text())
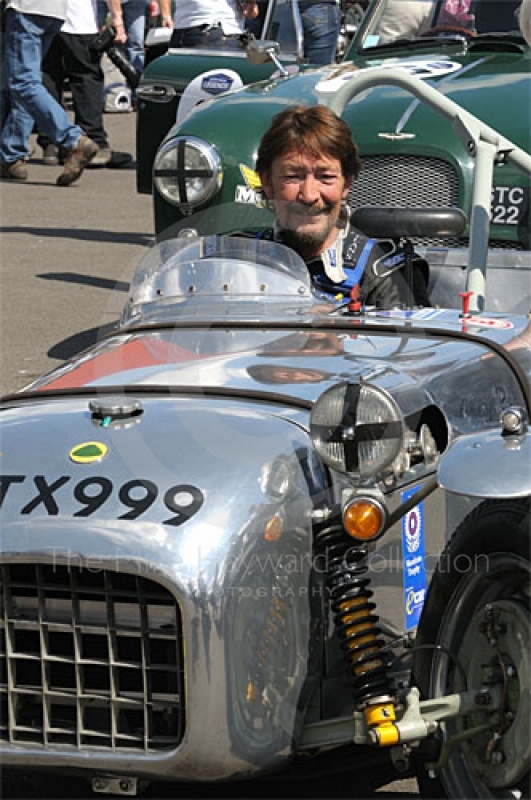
top-left (122, 0), bottom-right (146, 75)
top-left (0, 8), bottom-right (11, 130)
top-left (60, 31), bottom-right (109, 149)
top-left (0, 10), bottom-right (84, 163)
top-left (299, 2), bottom-right (340, 64)
top-left (0, 9), bottom-right (47, 165)
top-left (38, 34), bottom-right (65, 157)
top-left (1, 11), bottom-right (99, 183)
top-left (41, 33), bottom-right (64, 104)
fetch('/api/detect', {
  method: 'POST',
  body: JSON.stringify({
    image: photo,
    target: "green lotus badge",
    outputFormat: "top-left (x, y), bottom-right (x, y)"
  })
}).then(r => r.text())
top-left (69, 441), bottom-right (108, 464)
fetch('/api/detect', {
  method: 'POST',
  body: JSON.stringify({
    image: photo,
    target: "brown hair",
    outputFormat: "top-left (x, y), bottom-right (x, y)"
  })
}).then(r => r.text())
top-left (256, 105), bottom-right (362, 183)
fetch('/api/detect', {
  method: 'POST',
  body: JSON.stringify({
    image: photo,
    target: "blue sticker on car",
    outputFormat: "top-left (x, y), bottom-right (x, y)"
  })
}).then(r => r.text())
top-left (402, 487), bottom-right (427, 631)
top-left (201, 73), bottom-right (234, 95)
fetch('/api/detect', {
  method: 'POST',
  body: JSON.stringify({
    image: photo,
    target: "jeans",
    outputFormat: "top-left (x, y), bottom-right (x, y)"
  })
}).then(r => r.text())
top-left (299, 1), bottom-right (340, 64)
top-left (122, 0), bottom-right (147, 74)
top-left (98, 0), bottom-right (146, 74)
top-left (0, 10), bottom-right (83, 165)
top-left (0, 30), bottom-right (9, 130)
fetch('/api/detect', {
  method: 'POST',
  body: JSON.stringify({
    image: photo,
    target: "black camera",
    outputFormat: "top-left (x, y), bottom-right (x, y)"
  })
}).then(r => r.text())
top-left (90, 26), bottom-right (139, 89)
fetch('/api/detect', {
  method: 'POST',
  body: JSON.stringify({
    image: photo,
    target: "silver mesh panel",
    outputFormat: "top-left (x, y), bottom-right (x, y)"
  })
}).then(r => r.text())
top-left (349, 155), bottom-right (461, 246)
top-left (349, 154), bottom-right (460, 208)
top-left (0, 564), bottom-right (185, 752)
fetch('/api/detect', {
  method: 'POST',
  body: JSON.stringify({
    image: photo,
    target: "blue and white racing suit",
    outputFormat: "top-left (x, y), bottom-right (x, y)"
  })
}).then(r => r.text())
top-left (255, 226), bottom-right (430, 308)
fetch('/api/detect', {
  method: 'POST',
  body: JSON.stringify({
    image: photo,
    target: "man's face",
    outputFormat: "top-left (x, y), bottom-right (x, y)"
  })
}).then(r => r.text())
top-left (260, 149), bottom-right (350, 258)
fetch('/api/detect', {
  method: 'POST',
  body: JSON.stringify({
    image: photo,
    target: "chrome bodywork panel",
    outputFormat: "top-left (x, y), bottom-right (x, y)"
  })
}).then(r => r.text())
top-left (438, 428), bottom-right (531, 499)
top-left (0, 396), bottom-right (318, 778)
top-left (1, 235), bottom-right (529, 785)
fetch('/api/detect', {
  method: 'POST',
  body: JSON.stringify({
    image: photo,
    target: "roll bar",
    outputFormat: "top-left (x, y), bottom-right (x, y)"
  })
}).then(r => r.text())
top-left (315, 67), bottom-right (531, 312)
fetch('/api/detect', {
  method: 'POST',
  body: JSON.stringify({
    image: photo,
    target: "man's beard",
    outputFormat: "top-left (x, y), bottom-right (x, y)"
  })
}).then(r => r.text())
top-left (279, 227), bottom-right (327, 261)
top-left (277, 204), bottom-right (339, 260)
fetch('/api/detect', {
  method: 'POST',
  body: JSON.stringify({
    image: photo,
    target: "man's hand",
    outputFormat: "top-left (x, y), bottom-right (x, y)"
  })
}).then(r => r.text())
top-left (106, 0), bottom-right (127, 43)
top-left (158, 0), bottom-right (175, 28)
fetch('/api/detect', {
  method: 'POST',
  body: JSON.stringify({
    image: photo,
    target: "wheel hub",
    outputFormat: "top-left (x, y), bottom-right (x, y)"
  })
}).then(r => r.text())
top-left (457, 600), bottom-right (530, 788)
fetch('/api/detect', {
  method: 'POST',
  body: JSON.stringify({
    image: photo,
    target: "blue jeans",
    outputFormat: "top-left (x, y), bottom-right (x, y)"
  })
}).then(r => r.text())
top-left (121, 0), bottom-right (147, 74)
top-left (0, 10), bottom-right (83, 165)
top-left (299, 1), bottom-right (340, 64)
top-left (98, 0), bottom-right (146, 74)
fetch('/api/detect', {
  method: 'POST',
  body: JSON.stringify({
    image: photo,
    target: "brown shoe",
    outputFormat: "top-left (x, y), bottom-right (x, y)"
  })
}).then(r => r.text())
top-left (0, 159), bottom-right (28, 180)
top-left (56, 134), bottom-right (98, 186)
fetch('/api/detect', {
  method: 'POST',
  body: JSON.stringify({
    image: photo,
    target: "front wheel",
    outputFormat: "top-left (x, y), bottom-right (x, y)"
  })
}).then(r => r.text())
top-left (413, 499), bottom-right (530, 798)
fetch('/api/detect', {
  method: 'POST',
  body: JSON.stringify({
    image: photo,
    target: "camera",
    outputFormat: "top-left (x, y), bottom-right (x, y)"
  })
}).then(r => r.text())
top-left (90, 26), bottom-right (139, 89)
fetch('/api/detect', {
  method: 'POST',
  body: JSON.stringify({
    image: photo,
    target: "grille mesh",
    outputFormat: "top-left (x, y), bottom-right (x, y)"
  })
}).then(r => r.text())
top-left (349, 154), bottom-right (462, 247)
top-left (350, 154), bottom-right (460, 208)
top-left (0, 564), bottom-right (185, 752)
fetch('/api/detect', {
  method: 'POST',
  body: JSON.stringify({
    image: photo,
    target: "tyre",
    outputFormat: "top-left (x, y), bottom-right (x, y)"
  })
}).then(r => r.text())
top-left (413, 499), bottom-right (530, 798)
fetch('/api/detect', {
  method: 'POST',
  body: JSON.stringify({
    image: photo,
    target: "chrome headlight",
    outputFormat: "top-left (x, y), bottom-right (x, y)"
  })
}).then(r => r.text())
top-left (153, 136), bottom-right (222, 209)
top-left (310, 381), bottom-right (404, 479)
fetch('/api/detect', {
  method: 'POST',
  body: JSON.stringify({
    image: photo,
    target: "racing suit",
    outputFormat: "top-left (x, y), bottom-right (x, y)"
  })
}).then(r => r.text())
top-left (255, 225), bottom-right (430, 308)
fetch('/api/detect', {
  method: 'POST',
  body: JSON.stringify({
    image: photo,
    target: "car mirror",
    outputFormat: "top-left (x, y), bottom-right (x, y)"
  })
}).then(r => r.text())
top-left (245, 38), bottom-right (281, 64)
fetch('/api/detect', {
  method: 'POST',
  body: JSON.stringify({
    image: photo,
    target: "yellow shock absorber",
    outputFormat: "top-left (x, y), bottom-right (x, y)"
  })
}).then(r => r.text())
top-left (340, 597), bottom-right (400, 746)
top-left (317, 523), bottom-right (401, 746)
top-left (341, 597), bottom-right (382, 670)
top-left (364, 702), bottom-right (400, 746)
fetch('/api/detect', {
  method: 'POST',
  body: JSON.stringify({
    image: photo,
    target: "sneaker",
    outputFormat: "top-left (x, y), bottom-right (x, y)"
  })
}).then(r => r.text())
top-left (42, 144), bottom-right (59, 166)
top-left (56, 134), bottom-right (98, 186)
top-left (0, 159), bottom-right (28, 180)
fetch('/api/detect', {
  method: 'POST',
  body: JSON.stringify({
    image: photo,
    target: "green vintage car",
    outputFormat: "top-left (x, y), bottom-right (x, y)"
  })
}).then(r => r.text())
top-left (136, 0), bottom-right (354, 194)
top-left (141, 0), bottom-right (530, 288)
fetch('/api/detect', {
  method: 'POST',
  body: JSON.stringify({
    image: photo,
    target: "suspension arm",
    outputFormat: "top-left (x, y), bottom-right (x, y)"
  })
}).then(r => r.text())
top-left (297, 686), bottom-right (502, 750)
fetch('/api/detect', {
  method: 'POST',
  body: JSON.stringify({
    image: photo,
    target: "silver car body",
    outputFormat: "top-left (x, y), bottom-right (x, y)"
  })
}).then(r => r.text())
top-left (1, 71), bottom-right (530, 794)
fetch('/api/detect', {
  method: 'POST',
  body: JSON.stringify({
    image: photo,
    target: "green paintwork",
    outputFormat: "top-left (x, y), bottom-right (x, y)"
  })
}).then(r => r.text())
top-left (142, 48), bottom-right (288, 93)
top-left (153, 44), bottom-right (530, 242)
top-left (136, 52), bottom-right (304, 194)
top-left (138, 0), bottom-right (530, 248)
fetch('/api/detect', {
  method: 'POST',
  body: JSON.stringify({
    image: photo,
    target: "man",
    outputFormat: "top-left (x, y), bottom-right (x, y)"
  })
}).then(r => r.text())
top-left (0, 0), bottom-right (98, 184)
top-left (254, 105), bottom-right (429, 308)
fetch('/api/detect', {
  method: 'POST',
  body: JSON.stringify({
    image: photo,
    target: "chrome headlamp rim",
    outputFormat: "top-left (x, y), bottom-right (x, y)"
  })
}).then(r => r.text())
top-left (153, 135), bottom-right (223, 210)
top-left (309, 380), bottom-right (405, 479)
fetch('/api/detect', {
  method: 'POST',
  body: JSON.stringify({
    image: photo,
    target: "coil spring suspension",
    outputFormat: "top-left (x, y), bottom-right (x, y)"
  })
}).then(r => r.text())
top-left (317, 520), bottom-right (400, 746)
top-left (247, 593), bottom-right (289, 702)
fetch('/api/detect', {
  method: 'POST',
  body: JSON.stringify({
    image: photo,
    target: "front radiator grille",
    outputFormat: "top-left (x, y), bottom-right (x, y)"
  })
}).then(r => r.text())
top-left (0, 564), bottom-right (185, 752)
top-left (350, 154), bottom-right (460, 208)
top-left (349, 154), bottom-right (462, 247)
